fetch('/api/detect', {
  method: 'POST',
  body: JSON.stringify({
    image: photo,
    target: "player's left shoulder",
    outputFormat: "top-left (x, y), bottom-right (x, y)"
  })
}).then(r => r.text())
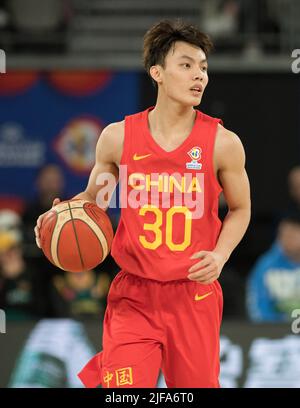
top-left (214, 123), bottom-right (246, 167)
top-left (215, 123), bottom-right (243, 149)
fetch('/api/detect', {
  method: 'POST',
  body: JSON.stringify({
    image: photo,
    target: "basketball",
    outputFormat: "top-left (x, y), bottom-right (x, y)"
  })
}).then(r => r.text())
top-left (40, 199), bottom-right (114, 273)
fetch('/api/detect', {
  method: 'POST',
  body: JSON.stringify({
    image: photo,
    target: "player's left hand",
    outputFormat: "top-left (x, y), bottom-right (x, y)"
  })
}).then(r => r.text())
top-left (187, 251), bottom-right (226, 284)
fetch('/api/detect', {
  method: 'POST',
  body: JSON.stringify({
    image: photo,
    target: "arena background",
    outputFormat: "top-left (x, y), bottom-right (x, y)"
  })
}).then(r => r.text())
top-left (1, 0), bottom-right (300, 388)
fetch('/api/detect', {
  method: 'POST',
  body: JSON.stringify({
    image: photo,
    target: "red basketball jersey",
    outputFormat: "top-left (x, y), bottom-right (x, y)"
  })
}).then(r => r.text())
top-left (111, 106), bottom-right (223, 281)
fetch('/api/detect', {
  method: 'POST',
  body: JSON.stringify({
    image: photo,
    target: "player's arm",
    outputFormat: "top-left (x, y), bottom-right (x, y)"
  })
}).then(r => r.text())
top-left (72, 122), bottom-right (122, 206)
top-left (188, 125), bottom-right (251, 283)
top-left (35, 122), bottom-right (123, 248)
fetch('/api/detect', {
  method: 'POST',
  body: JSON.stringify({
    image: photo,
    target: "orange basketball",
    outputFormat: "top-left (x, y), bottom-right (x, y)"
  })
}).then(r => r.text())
top-left (40, 199), bottom-right (114, 273)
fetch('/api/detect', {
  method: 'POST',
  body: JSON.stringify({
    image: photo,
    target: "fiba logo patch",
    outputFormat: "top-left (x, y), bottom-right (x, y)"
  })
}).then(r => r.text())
top-left (186, 146), bottom-right (202, 170)
top-left (54, 117), bottom-right (103, 174)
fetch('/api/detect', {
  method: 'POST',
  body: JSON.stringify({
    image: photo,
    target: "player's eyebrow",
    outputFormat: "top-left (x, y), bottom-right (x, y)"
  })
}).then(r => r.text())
top-left (178, 55), bottom-right (207, 64)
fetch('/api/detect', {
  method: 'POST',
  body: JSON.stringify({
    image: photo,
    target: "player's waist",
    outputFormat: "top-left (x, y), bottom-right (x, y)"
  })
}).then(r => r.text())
top-left (117, 268), bottom-right (191, 283)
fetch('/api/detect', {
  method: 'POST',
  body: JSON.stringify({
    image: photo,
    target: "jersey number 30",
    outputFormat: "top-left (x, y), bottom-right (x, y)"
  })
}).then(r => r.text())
top-left (139, 205), bottom-right (192, 251)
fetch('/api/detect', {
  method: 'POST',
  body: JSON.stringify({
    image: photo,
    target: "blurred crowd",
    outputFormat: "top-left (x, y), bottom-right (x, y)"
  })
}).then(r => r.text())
top-left (200, 0), bottom-right (282, 55)
top-left (0, 0), bottom-right (292, 55)
top-left (1, 162), bottom-right (300, 324)
top-left (0, 0), bottom-right (70, 53)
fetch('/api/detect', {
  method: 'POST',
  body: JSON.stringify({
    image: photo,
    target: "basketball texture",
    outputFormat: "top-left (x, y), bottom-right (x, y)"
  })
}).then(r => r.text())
top-left (40, 199), bottom-right (114, 273)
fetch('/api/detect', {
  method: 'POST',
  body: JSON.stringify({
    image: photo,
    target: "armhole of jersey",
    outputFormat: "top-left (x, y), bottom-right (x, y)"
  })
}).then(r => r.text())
top-left (120, 115), bottom-right (132, 165)
top-left (208, 118), bottom-right (223, 194)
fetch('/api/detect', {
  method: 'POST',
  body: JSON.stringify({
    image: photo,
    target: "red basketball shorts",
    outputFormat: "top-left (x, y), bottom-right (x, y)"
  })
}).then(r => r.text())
top-left (78, 270), bottom-right (223, 388)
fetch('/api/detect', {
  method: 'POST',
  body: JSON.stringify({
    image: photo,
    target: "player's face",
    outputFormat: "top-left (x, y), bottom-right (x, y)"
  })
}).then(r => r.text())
top-left (158, 41), bottom-right (209, 107)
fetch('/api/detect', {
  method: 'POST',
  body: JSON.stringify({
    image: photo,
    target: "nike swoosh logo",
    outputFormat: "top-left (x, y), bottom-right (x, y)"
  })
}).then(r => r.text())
top-left (194, 291), bottom-right (213, 301)
top-left (133, 153), bottom-right (152, 161)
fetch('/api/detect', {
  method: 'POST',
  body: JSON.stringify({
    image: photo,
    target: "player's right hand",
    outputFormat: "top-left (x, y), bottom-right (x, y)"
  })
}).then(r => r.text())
top-left (34, 198), bottom-right (61, 248)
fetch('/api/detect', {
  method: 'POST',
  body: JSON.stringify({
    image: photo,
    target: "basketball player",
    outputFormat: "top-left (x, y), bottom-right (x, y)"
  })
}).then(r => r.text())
top-left (35, 20), bottom-right (251, 387)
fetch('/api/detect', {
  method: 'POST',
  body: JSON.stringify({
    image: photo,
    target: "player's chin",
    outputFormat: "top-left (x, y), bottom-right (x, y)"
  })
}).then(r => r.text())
top-left (178, 97), bottom-right (201, 108)
top-left (188, 95), bottom-right (202, 107)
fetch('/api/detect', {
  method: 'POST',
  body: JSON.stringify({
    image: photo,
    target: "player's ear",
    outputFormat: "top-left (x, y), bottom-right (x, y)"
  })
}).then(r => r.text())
top-left (149, 65), bottom-right (162, 85)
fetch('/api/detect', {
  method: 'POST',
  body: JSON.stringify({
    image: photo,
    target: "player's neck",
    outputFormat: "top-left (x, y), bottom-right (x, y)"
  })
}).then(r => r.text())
top-left (149, 98), bottom-right (196, 140)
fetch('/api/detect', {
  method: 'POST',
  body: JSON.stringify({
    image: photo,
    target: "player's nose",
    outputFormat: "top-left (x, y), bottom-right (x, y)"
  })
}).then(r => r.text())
top-left (193, 69), bottom-right (205, 81)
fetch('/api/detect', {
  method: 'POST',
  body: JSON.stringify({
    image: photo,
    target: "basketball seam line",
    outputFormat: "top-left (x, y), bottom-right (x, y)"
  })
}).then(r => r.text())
top-left (50, 211), bottom-right (63, 269)
top-left (56, 206), bottom-right (88, 214)
top-left (55, 220), bottom-right (64, 270)
top-left (97, 221), bottom-right (111, 255)
top-left (88, 207), bottom-right (110, 254)
top-left (85, 222), bottom-right (105, 262)
top-left (68, 201), bottom-right (85, 271)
